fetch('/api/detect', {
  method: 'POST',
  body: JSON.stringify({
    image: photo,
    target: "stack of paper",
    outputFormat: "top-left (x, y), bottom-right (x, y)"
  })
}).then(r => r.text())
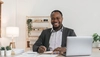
top-left (13, 49), bottom-right (24, 55)
top-left (37, 54), bottom-right (57, 57)
top-left (16, 51), bottom-right (58, 57)
top-left (26, 51), bottom-right (37, 54)
top-left (44, 51), bottom-right (53, 54)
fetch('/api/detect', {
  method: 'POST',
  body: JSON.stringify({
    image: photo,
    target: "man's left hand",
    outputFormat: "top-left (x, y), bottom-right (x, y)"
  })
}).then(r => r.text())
top-left (53, 47), bottom-right (66, 55)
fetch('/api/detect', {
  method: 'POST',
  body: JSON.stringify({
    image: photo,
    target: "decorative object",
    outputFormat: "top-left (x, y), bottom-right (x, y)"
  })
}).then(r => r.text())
top-left (0, 47), bottom-right (5, 56)
top-left (6, 27), bottom-right (19, 48)
top-left (34, 19), bottom-right (42, 22)
top-left (43, 19), bottom-right (48, 22)
top-left (92, 33), bottom-right (100, 47)
top-left (6, 46), bottom-right (11, 56)
top-left (27, 19), bottom-right (32, 35)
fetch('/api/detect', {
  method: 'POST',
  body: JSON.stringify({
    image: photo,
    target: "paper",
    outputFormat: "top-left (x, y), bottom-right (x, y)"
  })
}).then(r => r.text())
top-left (44, 51), bottom-right (53, 54)
top-left (26, 51), bottom-right (37, 54)
top-left (16, 51), bottom-right (58, 57)
top-left (13, 49), bottom-right (24, 55)
top-left (26, 51), bottom-right (53, 54)
top-left (37, 54), bottom-right (57, 57)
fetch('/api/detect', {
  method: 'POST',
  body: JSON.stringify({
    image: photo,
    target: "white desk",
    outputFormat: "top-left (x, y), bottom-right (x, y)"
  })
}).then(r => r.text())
top-left (1, 48), bottom-right (100, 57)
top-left (15, 48), bottom-right (100, 57)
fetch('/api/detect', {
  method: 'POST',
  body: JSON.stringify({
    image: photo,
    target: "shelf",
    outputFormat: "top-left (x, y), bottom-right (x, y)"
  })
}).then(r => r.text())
top-left (33, 21), bottom-right (49, 23)
top-left (32, 27), bottom-right (48, 28)
top-left (26, 16), bottom-right (50, 18)
top-left (32, 30), bottom-right (43, 32)
top-left (28, 36), bottom-right (39, 37)
top-left (26, 16), bottom-right (51, 50)
top-left (32, 27), bottom-right (48, 31)
top-left (29, 38), bottom-right (38, 41)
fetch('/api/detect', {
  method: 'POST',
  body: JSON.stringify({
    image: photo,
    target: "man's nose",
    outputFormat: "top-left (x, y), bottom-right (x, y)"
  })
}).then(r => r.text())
top-left (53, 19), bottom-right (58, 22)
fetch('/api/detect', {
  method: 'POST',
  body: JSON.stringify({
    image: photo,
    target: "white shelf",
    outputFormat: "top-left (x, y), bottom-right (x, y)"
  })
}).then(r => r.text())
top-left (33, 21), bottom-right (49, 23)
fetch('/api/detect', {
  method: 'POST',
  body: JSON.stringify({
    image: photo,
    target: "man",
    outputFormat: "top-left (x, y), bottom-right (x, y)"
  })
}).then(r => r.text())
top-left (33, 10), bottom-right (76, 54)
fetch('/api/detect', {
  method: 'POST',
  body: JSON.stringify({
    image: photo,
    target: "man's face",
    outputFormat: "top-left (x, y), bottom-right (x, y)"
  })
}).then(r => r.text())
top-left (51, 12), bottom-right (63, 28)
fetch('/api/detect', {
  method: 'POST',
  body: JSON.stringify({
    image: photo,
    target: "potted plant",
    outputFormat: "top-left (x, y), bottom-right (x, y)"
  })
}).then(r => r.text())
top-left (6, 46), bottom-right (11, 56)
top-left (27, 19), bottom-right (32, 36)
top-left (92, 33), bottom-right (100, 47)
top-left (0, 47), bottom-right (5, 56)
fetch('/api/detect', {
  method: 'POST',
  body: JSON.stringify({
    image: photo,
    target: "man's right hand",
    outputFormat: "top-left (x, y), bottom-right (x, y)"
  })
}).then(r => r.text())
top-left (38, 46), bottom-right (47, 53)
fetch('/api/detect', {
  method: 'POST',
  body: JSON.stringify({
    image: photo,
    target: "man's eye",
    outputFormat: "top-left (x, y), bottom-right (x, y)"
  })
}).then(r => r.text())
top-left (57, 18), bottom-right (60, 20)
top-left (52, 18), bottom-right (55, 20)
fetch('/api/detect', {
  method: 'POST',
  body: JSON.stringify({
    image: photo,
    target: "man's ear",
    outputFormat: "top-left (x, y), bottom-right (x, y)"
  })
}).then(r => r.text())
top-left (62, 17), bottom-right (63, 21)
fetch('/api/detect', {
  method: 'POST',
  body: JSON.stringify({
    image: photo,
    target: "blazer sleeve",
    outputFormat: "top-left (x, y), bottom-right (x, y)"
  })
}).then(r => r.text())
top-left (69, 29), bottom-right (76, 36)
top-left (32, 30), bottom-right (45, 52)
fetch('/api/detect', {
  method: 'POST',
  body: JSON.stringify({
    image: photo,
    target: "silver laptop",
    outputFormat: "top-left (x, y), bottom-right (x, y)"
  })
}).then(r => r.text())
top-left (66, 36), bottom-right (93, 56)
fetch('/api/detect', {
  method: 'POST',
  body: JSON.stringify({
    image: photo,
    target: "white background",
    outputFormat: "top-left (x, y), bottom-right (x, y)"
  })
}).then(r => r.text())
top-left (1, 0), bottom-right (100, 49)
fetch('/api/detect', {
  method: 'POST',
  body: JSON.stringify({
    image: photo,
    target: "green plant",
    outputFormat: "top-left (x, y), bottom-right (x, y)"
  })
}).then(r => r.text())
top-left (27, 19), bottom-right (32, 35)
top-left (92, 33), bottom-right (100, 43)
top-left (0, 47), bottom-right (5, 50)
top-left (6, 46), bottom-right (11, 50)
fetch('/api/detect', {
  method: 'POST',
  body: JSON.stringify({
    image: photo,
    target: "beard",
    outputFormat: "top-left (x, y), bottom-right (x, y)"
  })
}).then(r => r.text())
top-left (53, 24), bottom-right (62, 30)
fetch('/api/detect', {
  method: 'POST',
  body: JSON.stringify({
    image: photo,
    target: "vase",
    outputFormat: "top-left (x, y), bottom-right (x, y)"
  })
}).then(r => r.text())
top-left (1, 50), bottom-right (5, 56)
top-left (6, 50), bottom-right (11, 56)
top-left (93, 42), bottom-right (100, 47)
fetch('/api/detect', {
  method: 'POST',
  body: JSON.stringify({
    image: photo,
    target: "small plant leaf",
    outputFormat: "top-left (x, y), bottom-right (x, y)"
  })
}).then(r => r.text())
top-left (0, 47), bottom-right (5, 50)
top-left (92, 33), bottom-right (100, 43)
top-left (6, 46), bottom-right (11, 50)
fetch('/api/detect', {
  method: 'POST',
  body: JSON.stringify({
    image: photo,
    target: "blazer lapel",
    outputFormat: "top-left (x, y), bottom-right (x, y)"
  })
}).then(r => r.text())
top-left (46, 29), bottom-right (52, 49)
top-left (61, 27), bottom-right (66, 47)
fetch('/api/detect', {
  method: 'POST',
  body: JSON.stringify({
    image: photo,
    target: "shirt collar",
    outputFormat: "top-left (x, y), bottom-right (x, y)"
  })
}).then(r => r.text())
top-left (51, 27), bottom-right (63, 32)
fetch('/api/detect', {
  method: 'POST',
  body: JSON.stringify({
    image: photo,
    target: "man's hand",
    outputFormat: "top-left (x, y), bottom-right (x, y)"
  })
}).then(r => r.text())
top-left (38, 46), bottom-right (47, 53)
top-left (53, 47), bottom-right (66, 55)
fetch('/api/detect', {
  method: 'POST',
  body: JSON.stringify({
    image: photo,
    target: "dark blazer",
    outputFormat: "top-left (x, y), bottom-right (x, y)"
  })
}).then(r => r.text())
top-left (33, 27), bottom-right (76, 52)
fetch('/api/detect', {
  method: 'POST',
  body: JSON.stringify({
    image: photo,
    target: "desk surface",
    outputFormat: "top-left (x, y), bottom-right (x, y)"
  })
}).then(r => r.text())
top-left (0, 48), bottom-right (100, 57)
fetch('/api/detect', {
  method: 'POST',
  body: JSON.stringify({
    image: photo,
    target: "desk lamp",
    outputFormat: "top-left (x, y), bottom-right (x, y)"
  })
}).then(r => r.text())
top-left (6, 27), bottom-right (19, 49)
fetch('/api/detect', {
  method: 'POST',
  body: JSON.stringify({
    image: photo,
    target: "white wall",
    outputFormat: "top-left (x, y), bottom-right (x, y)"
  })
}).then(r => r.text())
top-left (1, 0), bottom-right (100, 49)
top-left (1, 0), bottom-right (17, 48)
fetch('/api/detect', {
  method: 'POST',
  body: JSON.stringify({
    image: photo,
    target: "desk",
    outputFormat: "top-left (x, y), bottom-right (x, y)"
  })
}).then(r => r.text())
top-left (0, 48), bottom-right (100, 57)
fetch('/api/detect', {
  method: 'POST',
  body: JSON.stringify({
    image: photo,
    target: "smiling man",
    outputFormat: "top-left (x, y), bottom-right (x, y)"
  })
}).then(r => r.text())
top-left (33, 10), bottom-right (76, 54)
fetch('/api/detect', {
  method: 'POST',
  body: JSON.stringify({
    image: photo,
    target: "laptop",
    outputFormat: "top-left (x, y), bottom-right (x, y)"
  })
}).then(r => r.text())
top-left (66, 36), bottom-right (93, 56)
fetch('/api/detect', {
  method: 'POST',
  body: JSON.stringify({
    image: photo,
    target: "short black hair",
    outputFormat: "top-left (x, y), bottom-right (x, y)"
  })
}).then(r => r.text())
top-left (50, 10), bottom-right (63, 17)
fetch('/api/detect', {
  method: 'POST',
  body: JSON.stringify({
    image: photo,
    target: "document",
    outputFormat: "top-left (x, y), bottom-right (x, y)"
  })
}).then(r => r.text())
top-left (37, 54), bottom-right (58, 57)
top-left (44, 51), bottom-right (53, 54)
top-left (22, 51), bottom-right (58, 57)
top-left (26, 51), bottom-right (37, 54)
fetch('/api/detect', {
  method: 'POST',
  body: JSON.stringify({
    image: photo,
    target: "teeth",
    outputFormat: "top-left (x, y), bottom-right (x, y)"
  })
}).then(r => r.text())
top-left (54, 23), bottom-right (58, 25)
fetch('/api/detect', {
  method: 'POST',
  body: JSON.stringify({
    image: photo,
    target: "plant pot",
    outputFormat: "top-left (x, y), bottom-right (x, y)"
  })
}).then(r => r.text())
top-left (98, 43), bottom-right (100, 47)
top-left (97, 42), bottom-right (100, 47)
top-left (93, 42), bottom-right (97, 47)
top-left (93, 42), bottom-right (100, 47)
top-left (6, 50), bottom-right (11, 56)
top-left (1, 50), bottom-right (5, 56)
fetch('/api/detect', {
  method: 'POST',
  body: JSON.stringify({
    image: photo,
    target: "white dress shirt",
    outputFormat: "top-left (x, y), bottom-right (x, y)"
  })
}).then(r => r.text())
top-left (49, 28), bottom-right (63, 51)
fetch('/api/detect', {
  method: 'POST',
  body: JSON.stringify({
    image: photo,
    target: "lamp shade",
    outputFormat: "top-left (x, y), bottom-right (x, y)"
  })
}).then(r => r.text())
top-left (6, 27), bottom-right (19, 37)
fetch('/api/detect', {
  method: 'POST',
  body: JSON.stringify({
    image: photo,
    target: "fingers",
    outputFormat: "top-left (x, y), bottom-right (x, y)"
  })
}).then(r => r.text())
top-left (40, 46), bottom-right (46, 51)
top-left (60, 51), bottom-right (64, 55)
top-left (53, 51), bottom-right (60, 54)
top-left (38, 46), bottom-right (47, 53)
top-left (53, 47), bottom-right (61, 54)
top-left (53, 47), bottom-right (66, 55)
top-left (53, 51), bottom-right (64, 55)
top-left (53, 47), bottom-right (61, 51)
